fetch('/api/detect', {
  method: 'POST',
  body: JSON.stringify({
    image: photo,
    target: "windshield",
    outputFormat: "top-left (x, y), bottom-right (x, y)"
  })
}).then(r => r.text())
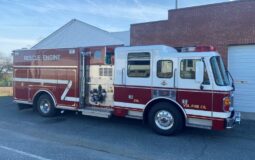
top-left (210, 56), bottom-right (230, 86)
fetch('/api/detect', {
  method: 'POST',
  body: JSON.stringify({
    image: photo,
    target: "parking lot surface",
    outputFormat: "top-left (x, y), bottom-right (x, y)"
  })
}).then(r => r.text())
top-left (0, 96), bottom-right (254, 160)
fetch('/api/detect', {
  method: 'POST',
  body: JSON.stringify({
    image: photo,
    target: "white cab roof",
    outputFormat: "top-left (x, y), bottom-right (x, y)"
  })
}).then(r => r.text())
top-left (116, 45), bottom-right (177, 53)
top-left (115, 45), bottom-right (220, 58)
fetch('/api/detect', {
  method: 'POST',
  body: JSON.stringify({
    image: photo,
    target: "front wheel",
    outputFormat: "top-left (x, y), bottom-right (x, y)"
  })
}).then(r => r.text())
top-left (148, 102), bottom-right (184, 136)
top-left (36, 94), bottom-right (57, 117)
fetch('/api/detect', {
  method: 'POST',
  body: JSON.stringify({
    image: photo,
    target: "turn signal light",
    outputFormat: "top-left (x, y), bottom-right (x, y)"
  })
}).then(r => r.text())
top-left (223, 97), bottom-right (231, 112)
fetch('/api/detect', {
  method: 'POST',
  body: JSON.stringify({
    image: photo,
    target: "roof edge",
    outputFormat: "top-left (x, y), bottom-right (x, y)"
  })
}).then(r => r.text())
top-left (168, 0), bottom-right (254, 13)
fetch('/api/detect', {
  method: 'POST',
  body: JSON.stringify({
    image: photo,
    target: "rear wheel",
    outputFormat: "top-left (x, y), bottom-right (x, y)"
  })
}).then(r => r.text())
top-left (36, 94), bottom-right (57, 117)
top-left (148, 102), bottom-right (184, 136)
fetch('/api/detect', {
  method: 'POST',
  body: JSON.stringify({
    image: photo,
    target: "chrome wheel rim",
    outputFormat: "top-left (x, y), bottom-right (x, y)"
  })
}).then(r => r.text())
top-left (155, 110), bottom-right (174, 130)
top-left (39, 99), bottom-right (51, 114)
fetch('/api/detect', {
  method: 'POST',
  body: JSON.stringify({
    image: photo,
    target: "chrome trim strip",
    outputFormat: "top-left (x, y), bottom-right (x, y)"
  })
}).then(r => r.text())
top-left (56, 105), bottom-right (77, 110)
top-left (186, 117), bottom-right (212, 129)
top-left (226, 111), bottom-right (241, 129)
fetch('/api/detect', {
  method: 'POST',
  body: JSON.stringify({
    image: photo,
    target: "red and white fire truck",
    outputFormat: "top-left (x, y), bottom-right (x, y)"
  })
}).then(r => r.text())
top-left (13, 45), bottom-right (241, 135)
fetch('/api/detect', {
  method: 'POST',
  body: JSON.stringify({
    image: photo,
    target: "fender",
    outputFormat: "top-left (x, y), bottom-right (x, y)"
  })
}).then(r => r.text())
top-left (32, 89), bottom-right (57, 106)
top-left (144, 97), bottom-right (187, 119)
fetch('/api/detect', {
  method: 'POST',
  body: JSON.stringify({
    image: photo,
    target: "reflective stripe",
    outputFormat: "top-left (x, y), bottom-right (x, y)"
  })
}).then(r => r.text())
top-left (13, 78), bottom-right (79, 102)
top-left (185, 109), bottom-right (231, 119)
top-left (64, 97), bottom-right (79, 102)
top-left (61, 81), bottom-right (72, 101)
top-left (212, 111), bottom-right (232, 119)
top-left (114, 102), bottom-right (145, 109)
top-left (13, 78), bottom-right (67, 84)
top-left (114, 101), bottom-right (231, 119)
top-left (13, 65), bottom-right (77, 68)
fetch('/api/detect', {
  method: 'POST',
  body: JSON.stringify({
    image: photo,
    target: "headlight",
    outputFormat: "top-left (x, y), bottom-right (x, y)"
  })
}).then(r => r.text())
top-left (223, 97), bottom-right (231, 112)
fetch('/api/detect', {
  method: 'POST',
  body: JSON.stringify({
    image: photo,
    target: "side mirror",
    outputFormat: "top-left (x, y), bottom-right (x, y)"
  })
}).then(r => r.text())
top-left (195, 61), bottom-right (204, 84)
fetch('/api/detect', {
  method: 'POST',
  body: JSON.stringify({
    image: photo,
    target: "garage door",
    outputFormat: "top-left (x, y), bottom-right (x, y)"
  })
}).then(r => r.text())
top-left (228, 45), bottom-right (255, 112)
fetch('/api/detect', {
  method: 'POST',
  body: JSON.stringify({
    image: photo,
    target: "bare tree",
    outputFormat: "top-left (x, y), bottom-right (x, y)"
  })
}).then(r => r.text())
top-left (0, 52), bottom-right (13, 80)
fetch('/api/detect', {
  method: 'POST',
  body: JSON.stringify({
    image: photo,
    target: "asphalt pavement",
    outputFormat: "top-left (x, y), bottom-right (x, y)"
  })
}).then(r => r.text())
top-left (0, 96), bottom-right (254, 160)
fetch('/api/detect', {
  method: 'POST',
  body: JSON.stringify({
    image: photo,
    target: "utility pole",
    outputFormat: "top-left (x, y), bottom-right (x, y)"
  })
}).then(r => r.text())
top-left (175, 0), bottom-right (178, 9)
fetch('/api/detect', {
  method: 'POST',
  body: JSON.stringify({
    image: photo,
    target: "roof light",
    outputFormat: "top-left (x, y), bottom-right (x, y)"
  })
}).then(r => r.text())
top-left (181, 45), bottom-right (216, 52)
top-left (181, 47), bottom-right (196, 52)
top-left (195, 46), bottom-right (216, 52)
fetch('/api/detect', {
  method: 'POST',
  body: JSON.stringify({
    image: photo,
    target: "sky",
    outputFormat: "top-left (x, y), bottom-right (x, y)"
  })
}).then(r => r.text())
top-left (0, 0), bottom-right (234, 56)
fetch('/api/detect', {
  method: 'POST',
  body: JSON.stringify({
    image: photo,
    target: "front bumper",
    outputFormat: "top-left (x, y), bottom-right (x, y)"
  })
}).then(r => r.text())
top-left (226, 111), bottom-right (241, 129)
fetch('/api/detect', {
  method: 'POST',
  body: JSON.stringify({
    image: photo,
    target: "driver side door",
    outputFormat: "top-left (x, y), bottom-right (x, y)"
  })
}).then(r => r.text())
top-left (176, 58), bottom-right (213, 116)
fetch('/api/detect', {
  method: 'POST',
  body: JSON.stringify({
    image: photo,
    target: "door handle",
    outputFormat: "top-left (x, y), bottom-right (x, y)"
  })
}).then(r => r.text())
top-left (173, 68), bottom-right (177, 88)
top-left (121, 68), bottom-right (126, 85)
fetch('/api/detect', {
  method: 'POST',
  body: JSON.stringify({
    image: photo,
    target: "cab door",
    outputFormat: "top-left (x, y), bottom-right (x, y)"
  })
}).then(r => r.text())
top-left (176, 58), bottom-right (213, 114)
top-left (114, 51), bottom-right (153, 105)
top-left (152, 58), bottom-right (177, 100)
top-left (152, 58), bottom-right (177, 88)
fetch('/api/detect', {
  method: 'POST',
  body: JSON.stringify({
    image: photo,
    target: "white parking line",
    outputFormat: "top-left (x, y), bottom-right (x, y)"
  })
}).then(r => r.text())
top-left (0, 145), bottom-right (52, 160)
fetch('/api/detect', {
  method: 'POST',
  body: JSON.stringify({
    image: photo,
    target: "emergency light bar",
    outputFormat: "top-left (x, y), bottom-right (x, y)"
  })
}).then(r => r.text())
top-left (181, 45), bottom-right (216, 52)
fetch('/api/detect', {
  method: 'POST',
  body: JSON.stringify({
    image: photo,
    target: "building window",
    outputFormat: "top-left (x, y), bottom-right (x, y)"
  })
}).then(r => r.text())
top-left (99, 68), bottom-right (112, 77)
top-left (157, 60), bottom-right (173, 78)
top-left (127, 52), bottom-right (150, 78)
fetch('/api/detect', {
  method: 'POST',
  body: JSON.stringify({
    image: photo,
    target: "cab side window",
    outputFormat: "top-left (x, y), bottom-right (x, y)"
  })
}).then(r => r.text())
top-left (157, 60), bottom-right (173, 78)
top-left (180, 59), bottom-right (210, 84)
top-left (127, 52), bottom-right (150, 78)
top-left (180, 59), bottom-right (196, 79)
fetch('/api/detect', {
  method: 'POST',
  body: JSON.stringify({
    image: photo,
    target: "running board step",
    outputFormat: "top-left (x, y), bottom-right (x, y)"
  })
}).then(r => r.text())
top-left (79, 107), bottom-right (113, 118)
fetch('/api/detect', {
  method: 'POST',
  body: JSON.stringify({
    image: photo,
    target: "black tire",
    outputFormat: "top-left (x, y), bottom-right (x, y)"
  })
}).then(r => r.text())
top-left (36, 94), bottom-right (57, 117)
top-left (148, 102), bottom-right (184, 136)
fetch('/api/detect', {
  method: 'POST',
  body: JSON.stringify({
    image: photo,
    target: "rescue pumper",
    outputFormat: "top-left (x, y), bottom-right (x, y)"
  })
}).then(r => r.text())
top-left (12, 45), bottom-right (241, 135)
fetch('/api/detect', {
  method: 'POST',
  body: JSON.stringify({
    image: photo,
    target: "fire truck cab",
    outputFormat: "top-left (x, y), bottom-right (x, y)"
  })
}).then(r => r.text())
top-left (13, 45), bottom-right (241, 135)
